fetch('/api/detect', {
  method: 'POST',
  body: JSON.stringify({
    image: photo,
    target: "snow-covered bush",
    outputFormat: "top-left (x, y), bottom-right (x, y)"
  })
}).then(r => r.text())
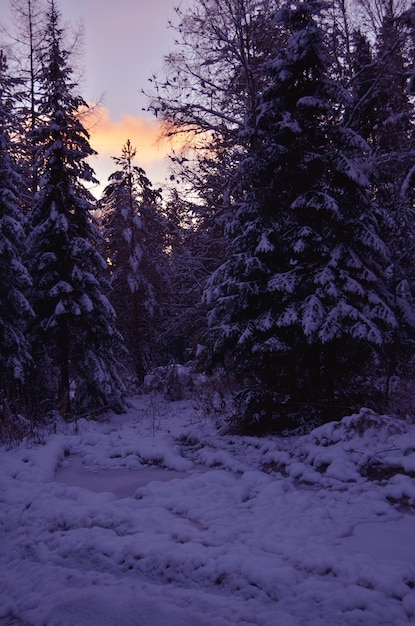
top-left (275, 408), bottom-right (415, 491)
top-left (143, 364), bottom-right (194, 400)
top-left (143, 364), bottom-right (235, 425)
top-left (229, 387), bottom-right (347, 436)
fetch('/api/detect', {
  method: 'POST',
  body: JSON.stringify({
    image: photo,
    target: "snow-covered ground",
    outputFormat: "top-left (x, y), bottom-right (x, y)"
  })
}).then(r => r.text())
top-left (1, 393), bottom-right (415, 625)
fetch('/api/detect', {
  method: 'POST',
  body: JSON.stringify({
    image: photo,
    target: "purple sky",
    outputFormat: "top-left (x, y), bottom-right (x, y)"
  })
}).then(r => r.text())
top-left (64, 0), bottom-right (180, 191)
top-left (1, 0), bottom-right (183, 191)
top-left (65, 0), bottom-right (177, 119)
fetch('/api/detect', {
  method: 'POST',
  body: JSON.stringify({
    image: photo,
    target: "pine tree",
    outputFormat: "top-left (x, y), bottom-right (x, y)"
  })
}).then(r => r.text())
top-left (28, 0), bottom-right (124, 415)
top-left (348, 2), bottom-right (415, 388)
top-left (205, 0), bottom-right (397, 431)
top-left (162, 187), bottom-right (222, 362)
top-left (0, 51), bottom-right (33, 404)
top-left (100, 140), bottom-right (170, 381)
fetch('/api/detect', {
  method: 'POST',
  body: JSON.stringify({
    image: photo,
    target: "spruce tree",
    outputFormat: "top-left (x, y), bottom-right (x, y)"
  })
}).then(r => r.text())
top-left (28, 0), bottom-right (124, 415)
top-left (100, 140), bottom-right (170, 381)
top-left (0, 51), bottom-right (33, 405)
top-left (348, 3), bottom-right (415, 389)
top-left (162, 188), bottom-right (223, 362)
top-left (205, 0), bottom-right (397, 431)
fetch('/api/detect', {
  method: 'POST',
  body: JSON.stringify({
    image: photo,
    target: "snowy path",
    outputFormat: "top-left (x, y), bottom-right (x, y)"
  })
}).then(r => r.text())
top-left (1, 395), bottom-right (415, 625)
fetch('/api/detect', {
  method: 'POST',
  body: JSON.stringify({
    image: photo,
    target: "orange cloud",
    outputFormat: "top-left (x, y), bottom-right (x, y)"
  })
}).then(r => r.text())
top-left (88, 105), bottom-right (164, 158)
top-left (80, 104), bottom-right (174, 194)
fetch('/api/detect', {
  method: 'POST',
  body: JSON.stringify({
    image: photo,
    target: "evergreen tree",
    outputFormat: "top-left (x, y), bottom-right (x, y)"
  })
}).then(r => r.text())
top-left (100, 140), bottom-right (170, 381)
top-left (162, 188), bottom-right (222, 362)
top-left (205, 0), bottom-right (397, 431)
top-left (28, 0), bottom-right (124, 415)
top-left (348, 2), bottom-right (415, 387)
top-left (0, 50), bottom-right (33, 403)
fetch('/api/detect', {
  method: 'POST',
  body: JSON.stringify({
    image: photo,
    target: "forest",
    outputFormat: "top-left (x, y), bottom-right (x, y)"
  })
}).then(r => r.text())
top-left (1, 0), bottom-right (415, 438)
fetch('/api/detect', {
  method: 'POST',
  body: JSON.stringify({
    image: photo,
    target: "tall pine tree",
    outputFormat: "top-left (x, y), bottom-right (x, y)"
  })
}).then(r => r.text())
top-left (100, 140), bottom-right (170, 381)
top-left (205, 0), bottom-right (397, 431)
top-left (348, 2), bottom-right (415, 389)
top-left (28, 0), bottom-right (124, 415)
top-left (0, 51), bottom-right (33, 405)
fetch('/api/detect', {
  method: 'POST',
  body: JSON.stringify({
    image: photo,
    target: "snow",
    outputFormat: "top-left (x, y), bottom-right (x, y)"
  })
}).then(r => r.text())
top-left (1, 395), bottom-right (415, 625)
top-left (55, 456), bottom-right (192, 498)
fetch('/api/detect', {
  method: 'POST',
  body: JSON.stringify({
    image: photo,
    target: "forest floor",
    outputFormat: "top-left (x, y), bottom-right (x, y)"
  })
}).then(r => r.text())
top-left (1, 390), bottom-right (415, 625)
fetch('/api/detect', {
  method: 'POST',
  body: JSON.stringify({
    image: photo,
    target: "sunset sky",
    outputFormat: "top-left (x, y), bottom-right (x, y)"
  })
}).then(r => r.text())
top-left (2, 0), bottom-right (183, 194)
top-left (65, 0), bottom-right (181, 195)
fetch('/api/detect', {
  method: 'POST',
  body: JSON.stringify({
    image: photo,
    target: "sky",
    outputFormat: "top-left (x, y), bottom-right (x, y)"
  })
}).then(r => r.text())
top-left (1, 0), bottom-right (183, 195)
top-left (65, 0), bottom-right (179, 194)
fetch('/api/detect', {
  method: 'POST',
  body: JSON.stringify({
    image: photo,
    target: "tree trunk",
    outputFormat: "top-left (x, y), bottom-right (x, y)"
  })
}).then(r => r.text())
top-left (58, 318), bottom-right (70, 416)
